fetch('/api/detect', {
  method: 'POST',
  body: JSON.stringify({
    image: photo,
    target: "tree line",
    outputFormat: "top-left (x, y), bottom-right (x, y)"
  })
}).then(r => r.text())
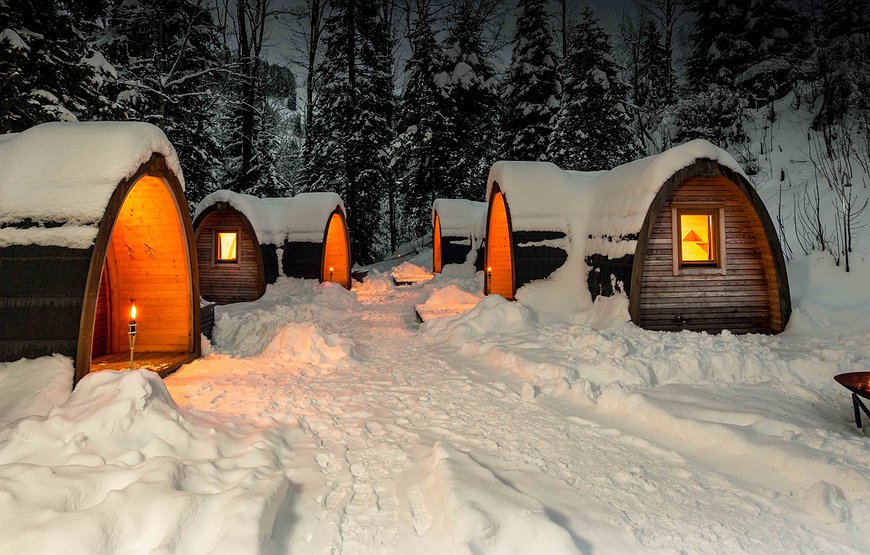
top-left (1, 0), bottom-right (869, 263)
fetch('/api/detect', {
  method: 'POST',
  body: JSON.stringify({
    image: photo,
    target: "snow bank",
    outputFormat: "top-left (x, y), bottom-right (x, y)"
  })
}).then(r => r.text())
top-left (421, 284), bottom-right (482, 308)
top-left (0, 122), bottom-right (183, 248)
top-left (0, 370), bottom-right (290, 555)
top-left (391, 261), bottom-right (433, 282)
top-left (0, 355), bottom-right (72, 427)
top-left (194, 190), bottom-right (345, 245)
top-left (211, 278), bottom-right (360, 357)
top-left (407, 441), bottom-right (579, 554)
top-left (260, 322), bottom-right (357, 370)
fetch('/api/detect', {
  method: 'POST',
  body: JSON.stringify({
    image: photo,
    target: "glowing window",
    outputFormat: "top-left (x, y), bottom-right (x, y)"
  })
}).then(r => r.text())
top-left (216, 231), bottom-right (238, 262)
top-left (676, 210), bottom-right (720, 267)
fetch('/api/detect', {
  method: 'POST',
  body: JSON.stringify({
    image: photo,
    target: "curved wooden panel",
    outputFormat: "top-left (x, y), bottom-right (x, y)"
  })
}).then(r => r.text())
top-left (322, 210), bottom-right (351, 289)
top-left (193, 204), bottom-right (265, 304)
top-left (484, 187), bottom-right (515, 300)
top-left (76, 155), bottom-right (200, 384)
top-left (433, 212), bottom-right (443, 273)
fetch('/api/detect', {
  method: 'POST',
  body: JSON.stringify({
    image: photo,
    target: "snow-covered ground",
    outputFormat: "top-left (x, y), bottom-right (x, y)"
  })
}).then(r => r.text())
top-left (2, 98), bottom-right (869, 553)
top-left (3, 252), bottom-right (867, 554)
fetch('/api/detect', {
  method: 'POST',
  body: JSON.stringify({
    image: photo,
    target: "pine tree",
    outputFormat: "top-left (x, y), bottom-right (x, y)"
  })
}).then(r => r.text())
top-left (0, 0), bottom-right (112, 133)
top-left (631, 19), bottom-right (672, 152)
top-left (439, 4), bottom-right (501, 199)
top-left (547, 8), bottom-right (639, 171)
top-left (685, 0), bottom-right (752, 90)
top-left (393, 1), bottom-right (455, 238)
top-left (102, 0), bottom-right (224, 205)
top-left (742, 0), bottom-right (806, 106)
top-left (815, 0), bottom-right (870, 126)
top-left (673, 87), bottom-right (748, 150)
top-left (306, 0), bottom-right (393, 263)
top-left (500, 0), bottom-right (560, 161)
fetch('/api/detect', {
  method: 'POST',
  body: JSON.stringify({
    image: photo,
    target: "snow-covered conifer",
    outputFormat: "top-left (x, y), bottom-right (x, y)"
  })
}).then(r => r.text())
top-left (393, 1), bottom-right (456, 238)
top-left (0, 0), bottom-right (111, 132)
top-left (547, 8), bottom-right (639, 171)
top-left (102, 0), bottom-right (224, 205)
top-left (500, 0), bottom-right (561, 161)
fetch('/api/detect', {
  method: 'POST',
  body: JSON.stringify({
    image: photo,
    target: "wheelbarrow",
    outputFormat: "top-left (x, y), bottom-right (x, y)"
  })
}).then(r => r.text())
top-left (834, 372), bottom-right (870, 430)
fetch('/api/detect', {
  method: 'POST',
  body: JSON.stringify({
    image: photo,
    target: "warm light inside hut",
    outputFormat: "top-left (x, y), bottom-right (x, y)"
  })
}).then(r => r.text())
top-left (89, 175), bottom-right (193, 373)
top-left (679, 213), bottom-right (714, 263)
top-left (485, 192), bottom-right (514, 300)
top-left (323, 212), bottom-right (350, 288)
top-left (217, 232), bottom-right (238, 261)
top-left (433, 214), bottom-right (443, 273)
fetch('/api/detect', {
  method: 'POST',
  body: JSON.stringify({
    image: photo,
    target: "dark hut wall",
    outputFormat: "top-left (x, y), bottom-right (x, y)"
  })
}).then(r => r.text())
top-left (636, 175), bottom-right (783, 334)
top-left (283, 241), bottom-right (321, 279)
top-left (0, 244), bottom-right (92, 361)
top-left (195, 207), bottom-right (265, 304)
top-left (513, 230), bottom-right (569, 289)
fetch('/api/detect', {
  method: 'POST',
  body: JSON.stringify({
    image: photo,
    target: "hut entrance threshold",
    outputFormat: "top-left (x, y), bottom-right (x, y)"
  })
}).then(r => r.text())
top-left (91, 352), bottom-right (197, 377)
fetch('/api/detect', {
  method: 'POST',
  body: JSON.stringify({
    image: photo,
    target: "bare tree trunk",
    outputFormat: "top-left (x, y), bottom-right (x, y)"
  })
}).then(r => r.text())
top-left (238, 0), bottom-right (255, 191)
top-left (305, 0), bottom-right (322, 155)
top-left (560, 0), bottom-right (567, 56)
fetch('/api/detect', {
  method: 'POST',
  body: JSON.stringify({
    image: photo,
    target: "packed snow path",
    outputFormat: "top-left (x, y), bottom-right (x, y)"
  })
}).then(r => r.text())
top-left (164, 277), bottom-right (869, 554)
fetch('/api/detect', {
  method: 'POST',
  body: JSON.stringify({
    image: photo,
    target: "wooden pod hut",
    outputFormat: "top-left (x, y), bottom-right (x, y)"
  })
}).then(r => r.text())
top-left (193, 190), bottom-right (351, 304)
top-left (0, 122), bottom-right (201, 385)
top-left (432, 199), bottom-right (487, 273)
top-left (484, 140), bottom-right (791, 334)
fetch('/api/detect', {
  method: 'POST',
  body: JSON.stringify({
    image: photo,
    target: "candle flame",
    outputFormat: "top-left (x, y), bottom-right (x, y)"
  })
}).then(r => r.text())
top-left (329, 266), bottom-right (334, 272)
top-left (130, 303), bottom-right (137, 321)
top-left (487, 266), bottom-right (492, 273)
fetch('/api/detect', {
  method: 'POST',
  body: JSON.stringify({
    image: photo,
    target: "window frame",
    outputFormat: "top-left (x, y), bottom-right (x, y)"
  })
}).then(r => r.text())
top-left (671, 205), bottom-right (726, 275)
top-left (213, 228), bottom-right (241, 265)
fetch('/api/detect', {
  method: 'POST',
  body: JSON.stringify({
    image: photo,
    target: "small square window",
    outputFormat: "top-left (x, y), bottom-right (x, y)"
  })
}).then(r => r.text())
top-left (215, 231), bottom-right (238, 263)
top-left (673, 208), bottom-right (724, 272)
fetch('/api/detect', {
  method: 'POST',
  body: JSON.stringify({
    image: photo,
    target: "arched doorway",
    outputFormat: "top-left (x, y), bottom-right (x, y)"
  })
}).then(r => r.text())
top-left (433, 213), bottom-right (443, 273)
top-left (485, 187), bottom-right (515, 300)
top-left (322, 210), bottom-right (351, 289)
top-left (88, 175), bottom-right (195, 373)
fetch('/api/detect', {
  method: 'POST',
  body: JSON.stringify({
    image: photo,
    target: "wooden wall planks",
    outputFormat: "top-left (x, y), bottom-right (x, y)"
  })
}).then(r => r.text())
top-left (636, 175), bottom-right (783, 334)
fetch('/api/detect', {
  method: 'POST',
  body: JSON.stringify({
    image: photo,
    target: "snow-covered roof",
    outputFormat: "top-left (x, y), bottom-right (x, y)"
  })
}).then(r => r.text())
top-left (486, 161), bottom-right (595, 235)
top-left (486, 140), bottom-right (747, 258)
top-left (194, 190), bottom-right (345, 245)
top-left (432, 198), bottom-right (486, 238)
top-left (0, 122), bottom-right (183, 249)
top-left (584, 140), bottom-right (746, 247)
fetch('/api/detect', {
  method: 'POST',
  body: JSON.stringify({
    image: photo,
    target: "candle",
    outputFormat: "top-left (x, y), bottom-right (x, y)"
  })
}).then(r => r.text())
top-left (128, 301), bottom-right (137, 370)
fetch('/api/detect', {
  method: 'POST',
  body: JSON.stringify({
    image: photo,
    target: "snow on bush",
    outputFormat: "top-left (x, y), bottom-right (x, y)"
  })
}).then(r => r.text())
top-left (407, 441), bottom-right (579, 554)
top-left (0, 370), bottom-right (291, 555)
top-left (0, 355), bottom-right (72, 426)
